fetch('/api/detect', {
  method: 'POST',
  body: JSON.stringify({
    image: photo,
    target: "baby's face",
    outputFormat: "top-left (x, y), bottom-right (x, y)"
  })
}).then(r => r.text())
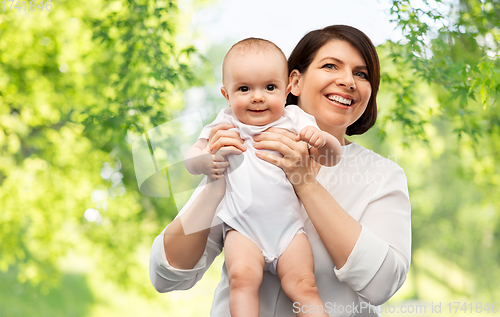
top-left (221, 51), bottom-right (289, 126)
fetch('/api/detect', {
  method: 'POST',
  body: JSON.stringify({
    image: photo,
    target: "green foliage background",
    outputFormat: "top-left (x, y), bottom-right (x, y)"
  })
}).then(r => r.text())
top-left (376, 0), bottom-right (500, 298)
top-left (0, 0), bottom-right (499, 315)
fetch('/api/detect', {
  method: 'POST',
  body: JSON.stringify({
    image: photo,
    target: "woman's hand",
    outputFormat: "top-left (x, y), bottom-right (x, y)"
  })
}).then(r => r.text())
top-left (208, 122), bottom-right (247, 154)
top-left (203, 122), bottom-right (246, 196)
top-left (253, 127), bottom-right (318, 194)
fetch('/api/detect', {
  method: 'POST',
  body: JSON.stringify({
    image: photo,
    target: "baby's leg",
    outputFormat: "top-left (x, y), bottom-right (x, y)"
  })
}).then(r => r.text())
top-left (277, 233), bottom-right (328, 317)
top-left (224, 230), bottom-right (265, 317)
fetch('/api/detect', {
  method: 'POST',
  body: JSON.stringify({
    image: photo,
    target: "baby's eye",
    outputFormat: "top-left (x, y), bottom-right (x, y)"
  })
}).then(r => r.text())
top-left (266, 84), bottom-right (276, 91)
top-left (354, 71), bottom-right (368, 80)
top-left (238, 86), bottom-right (249, 92)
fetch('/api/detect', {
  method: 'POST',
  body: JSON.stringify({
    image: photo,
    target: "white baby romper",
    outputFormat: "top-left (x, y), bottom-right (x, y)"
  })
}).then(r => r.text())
top-left (198, 105), bottom-right (319, 270)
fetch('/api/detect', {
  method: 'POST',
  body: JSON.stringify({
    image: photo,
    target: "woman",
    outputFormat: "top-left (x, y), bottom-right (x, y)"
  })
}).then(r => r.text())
top-left (150, 25), bottom-right (411, 317)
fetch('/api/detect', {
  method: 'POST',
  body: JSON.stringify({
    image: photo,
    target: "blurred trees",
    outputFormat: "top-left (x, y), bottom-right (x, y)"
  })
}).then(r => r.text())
top-left (0, 0), bottom-right (499, 302)
top-left (373, 0), bottom-right (500, 298)
top-left (0, 0), bottom-right (204, 290)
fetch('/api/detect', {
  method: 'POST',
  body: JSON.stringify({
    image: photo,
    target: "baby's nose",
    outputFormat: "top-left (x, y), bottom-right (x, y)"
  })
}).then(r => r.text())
top-left (251, 91), bottom-right (265, 103)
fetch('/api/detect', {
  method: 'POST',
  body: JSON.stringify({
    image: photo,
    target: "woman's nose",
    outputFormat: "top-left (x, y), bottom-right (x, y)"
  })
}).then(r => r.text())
top-left (336, 70), bottom-right (356, 90)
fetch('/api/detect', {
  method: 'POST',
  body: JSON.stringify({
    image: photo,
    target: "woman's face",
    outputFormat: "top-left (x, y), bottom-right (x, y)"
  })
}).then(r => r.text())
top-left (290, 40), bottom-right (372, 140)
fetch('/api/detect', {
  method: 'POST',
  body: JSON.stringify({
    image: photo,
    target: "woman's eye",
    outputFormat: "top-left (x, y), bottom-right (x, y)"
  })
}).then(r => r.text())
top-left (322, 63), bottom-right (335, 70)
top-left (355, 71), bottom-right (368, 80)
top-left (266, 84), bottom-right (276, 91)
top-left (238, 86), bottom-right (249, 92)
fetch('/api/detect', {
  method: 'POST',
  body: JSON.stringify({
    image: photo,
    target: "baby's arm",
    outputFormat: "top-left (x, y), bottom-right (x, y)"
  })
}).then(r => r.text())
top-left (296, 126), bottom-right (342, 167)
top-left (184, 139), bottom-right (229, 180)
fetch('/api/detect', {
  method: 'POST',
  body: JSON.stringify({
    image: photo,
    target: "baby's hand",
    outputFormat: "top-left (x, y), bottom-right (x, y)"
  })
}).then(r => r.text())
top-left (296, 126), bottom-right (326, 148)
top-left (192, 150), bottom-right (230, 180)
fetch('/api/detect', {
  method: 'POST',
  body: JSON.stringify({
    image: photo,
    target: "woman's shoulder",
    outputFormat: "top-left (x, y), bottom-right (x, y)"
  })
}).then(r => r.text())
top-left (343, 142), bottom-right (405, 175)
top-left (340, 143), bottom-right (409, 200)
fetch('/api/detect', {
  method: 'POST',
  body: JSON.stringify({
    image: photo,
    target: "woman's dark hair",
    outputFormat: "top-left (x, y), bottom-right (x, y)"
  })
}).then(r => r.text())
top-left (286, 25), bottom-right (380, 136)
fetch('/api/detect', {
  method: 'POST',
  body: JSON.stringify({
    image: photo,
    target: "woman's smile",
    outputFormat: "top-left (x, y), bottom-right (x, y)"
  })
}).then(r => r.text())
top-left (325, 93), bottom-right (355, 108)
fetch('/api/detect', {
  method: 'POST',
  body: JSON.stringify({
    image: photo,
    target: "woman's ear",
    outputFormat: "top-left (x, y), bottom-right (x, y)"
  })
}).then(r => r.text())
top-left (289, 70), bottom-right (302, 97)
top-left (286, 82), bottom-right (292, 95)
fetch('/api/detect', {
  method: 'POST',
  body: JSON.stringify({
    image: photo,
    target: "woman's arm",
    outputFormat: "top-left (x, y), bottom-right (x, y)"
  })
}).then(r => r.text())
top-left (343, 166), bottom-right (411, 304)
top-left (163, 178), bottom-right (226, 269)
top-left (150, 178), bottom-right (224, 292)
top-left (254, 128), bottom-right (411, 304)
top-left (150, 123), bottom-right (246, 291)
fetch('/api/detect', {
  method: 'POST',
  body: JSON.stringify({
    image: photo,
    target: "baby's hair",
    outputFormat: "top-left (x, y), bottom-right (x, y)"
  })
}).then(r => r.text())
top-left (222, 37), bottom-right (287, 84)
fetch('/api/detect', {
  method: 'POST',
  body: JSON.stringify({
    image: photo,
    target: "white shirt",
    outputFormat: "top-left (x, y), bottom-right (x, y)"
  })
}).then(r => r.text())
top-left (150, 142), bottom-right (411, 317)
top-left (198, 105), bottom-right (319, 263)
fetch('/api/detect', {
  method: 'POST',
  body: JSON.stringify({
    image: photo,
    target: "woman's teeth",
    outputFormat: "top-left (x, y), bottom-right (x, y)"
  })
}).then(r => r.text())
top-left (327, 95), bottom-right (352, 106)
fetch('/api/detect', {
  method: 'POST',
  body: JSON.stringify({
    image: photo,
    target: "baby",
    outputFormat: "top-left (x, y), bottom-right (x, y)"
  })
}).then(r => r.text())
top-left (184, 38), bottom-right (342, 317)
